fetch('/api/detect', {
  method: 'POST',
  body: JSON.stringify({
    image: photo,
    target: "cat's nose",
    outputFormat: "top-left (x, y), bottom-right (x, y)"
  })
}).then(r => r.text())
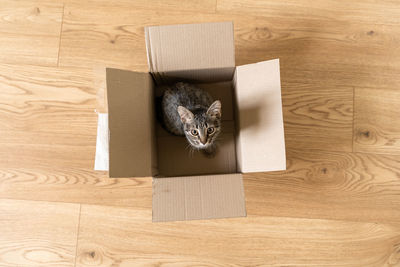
top-left (200, 137), bottom-right (207, 145)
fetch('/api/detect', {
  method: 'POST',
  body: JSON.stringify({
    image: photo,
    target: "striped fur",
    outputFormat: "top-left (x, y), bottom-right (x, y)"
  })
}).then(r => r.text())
top-left (161, 82), bottom-right (222, 154)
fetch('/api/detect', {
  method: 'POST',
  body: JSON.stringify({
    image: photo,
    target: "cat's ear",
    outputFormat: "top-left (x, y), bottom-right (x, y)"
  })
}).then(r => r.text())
top-left (207, 100), bottom-right (222, 119)
top-left (177, 106), bottom-right (194, 124)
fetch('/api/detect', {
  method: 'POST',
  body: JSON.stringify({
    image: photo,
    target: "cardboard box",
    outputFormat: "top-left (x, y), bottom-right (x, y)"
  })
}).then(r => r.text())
top-left (94, 22), bottom-right (286, 222)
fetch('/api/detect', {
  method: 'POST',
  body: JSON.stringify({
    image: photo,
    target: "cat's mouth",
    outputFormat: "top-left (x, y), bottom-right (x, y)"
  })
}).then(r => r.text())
top-left (190, 140), bottom-right (211, 149)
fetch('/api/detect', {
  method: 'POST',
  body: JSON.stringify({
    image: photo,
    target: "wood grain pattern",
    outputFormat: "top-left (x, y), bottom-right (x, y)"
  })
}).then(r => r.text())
top-left (61, 0), bottom-right (216, 12)
top-left (59, 1), bottom-right (400, 86)
top-left (0, 168), bottom-right (152, 208)
top-left (2, 150), bottom-right (399, 224)
top-left (59, 5), bottom-right (229, 70)
top-left (0, 199), bottom-right (80, 267)
top-left (0, 64), bottom-right (96, 169)
top-left (281, 66), bottom-right (400, 91)
top-left (0, 0), bottom-right (63, 66)
top-left (282, 82), bottom-right (353, 152)
top-left (217, 0), bottom-right (400, 25)
top-left (245, 149), bottom-right (400, 223)
top-left (2, 0), bottom-right (400, 265)
top-left (354, 87), bottom-right (400, 155)
top-left (75, 204), bottom-right (400, 267)
top-left (0, 64), bottom-right (95, 132)
top-left (232, 17), bottom-right (400, 72)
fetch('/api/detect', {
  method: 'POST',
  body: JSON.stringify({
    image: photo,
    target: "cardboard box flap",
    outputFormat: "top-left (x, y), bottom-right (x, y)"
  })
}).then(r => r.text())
top-left (145, 22), bottom-right (235, 83)
top-left (106, 68), bottom-right (156, 177)
top-left (152, 174), bottom-right (246, 222)
top-left (234, 59), bottom-right (286, 172)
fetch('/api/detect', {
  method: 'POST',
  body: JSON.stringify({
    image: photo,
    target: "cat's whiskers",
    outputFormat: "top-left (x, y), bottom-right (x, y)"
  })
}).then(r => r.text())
top-left (184, 143), bottom-right (194, 157)
top-left (212, 134), bottom-right (223, 144)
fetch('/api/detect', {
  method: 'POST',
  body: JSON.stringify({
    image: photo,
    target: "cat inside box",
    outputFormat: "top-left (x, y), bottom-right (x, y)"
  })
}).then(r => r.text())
top-left (154, 80), bottom-right (237, 177)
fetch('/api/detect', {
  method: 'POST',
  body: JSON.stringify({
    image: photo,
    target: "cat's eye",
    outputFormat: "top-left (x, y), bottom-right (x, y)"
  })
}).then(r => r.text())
top-left (207, 127), bottom-right (214, 134)
top-left (191, 129), bottom-right (198, 136)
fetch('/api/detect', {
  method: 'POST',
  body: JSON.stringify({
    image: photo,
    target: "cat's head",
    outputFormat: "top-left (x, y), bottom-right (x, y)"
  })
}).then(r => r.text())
top-left (177, 100), bottom-right (222, 150)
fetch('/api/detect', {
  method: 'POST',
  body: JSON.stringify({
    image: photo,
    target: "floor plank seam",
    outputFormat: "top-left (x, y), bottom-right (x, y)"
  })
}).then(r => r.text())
top-left (0, 197), bottom-right (85, 205)
top-left (286, 147), bottom-right (353, 154)
top-left (1, 197), bottom-right (397, 227)
top-left (74, 204), bottom-right (82, 267)
top-left (57, 4), bottom-right (65, 67)
top-left (0, 0), bottom-right (399, 265)
top-left (0, 197), bottom-right (151, 210)
top-left (352, 86), bottom-right (355, 153)
top-left (243, 213), bottom-right (400, 227)
top-left (352, 150), bottom-right (400, 157)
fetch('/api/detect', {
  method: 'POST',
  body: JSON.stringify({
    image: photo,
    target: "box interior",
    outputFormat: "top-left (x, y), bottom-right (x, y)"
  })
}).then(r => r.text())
top-left (150, 60), bottom-right (287, 178)
top-left (153, 78), bottom-right (238, 177)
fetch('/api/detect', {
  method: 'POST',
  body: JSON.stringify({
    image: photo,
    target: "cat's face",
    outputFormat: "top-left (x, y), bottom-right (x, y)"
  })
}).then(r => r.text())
top-left (177, 100), bottom-right (222, 150)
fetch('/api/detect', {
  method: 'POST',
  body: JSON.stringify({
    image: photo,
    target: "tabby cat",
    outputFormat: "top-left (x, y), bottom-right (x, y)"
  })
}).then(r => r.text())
top-left (161, 82), bottom-right (222, 156)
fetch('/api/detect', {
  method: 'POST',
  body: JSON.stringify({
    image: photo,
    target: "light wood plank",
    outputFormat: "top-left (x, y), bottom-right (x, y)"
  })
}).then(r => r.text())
top-left (282, 66), bottom-right (400, 91)
top-left (354, 87), bottom-right (400, 155)
top-left (217, 0), bottom-right (400, 25)
top-left (232, 17), bottom-right (400, 72)
top-left (0, 144), bottom-right (93, 169)
top-left (2, 150), bottom-right (398, 226)
top-left (62, 0), bottom-right (216, 12)
top-left (2, 0), bottom-right (400, 266)
top-left (75, 204), bottom-right (400, 266)
top-left (0, 199), bottom-right (80, 267)
top-left (245, 149), bottom-right (400, 223)
top-left (0, 64), bottom-right (95, 133)
top-left (283, 82), bottom-right (353, 152)
top-left (0, 168), bottom-right (152, 208)
top-left (59, 3), bottom-right (400, 85)
top-left (59, 6), bottom-right (227, 70)
top-left (0, 64), bottom-right (96, 169)
top-left (0, 0), bottom-right (63, 66)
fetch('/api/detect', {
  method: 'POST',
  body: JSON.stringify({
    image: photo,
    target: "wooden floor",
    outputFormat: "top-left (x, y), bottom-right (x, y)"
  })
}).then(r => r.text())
top-left (1, 0), bottom-right (400, 266)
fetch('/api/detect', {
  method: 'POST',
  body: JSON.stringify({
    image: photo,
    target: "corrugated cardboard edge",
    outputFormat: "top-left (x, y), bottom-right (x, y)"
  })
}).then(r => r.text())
top-left (152, 174), bottom-right (246, 222)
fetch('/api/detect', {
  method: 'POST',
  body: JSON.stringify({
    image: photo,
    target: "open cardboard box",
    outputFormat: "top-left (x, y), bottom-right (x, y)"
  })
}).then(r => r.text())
top-left (94, 22), bottom-right (286, 222)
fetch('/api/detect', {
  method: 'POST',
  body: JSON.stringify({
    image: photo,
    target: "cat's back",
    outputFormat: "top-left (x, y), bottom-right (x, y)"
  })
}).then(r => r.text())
top-left (164, 82), bottom-right (212, 108)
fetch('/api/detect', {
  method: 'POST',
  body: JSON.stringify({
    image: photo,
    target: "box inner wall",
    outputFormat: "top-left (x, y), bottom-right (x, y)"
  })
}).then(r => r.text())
top-left (153, 79), bottom-right (238, 177)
